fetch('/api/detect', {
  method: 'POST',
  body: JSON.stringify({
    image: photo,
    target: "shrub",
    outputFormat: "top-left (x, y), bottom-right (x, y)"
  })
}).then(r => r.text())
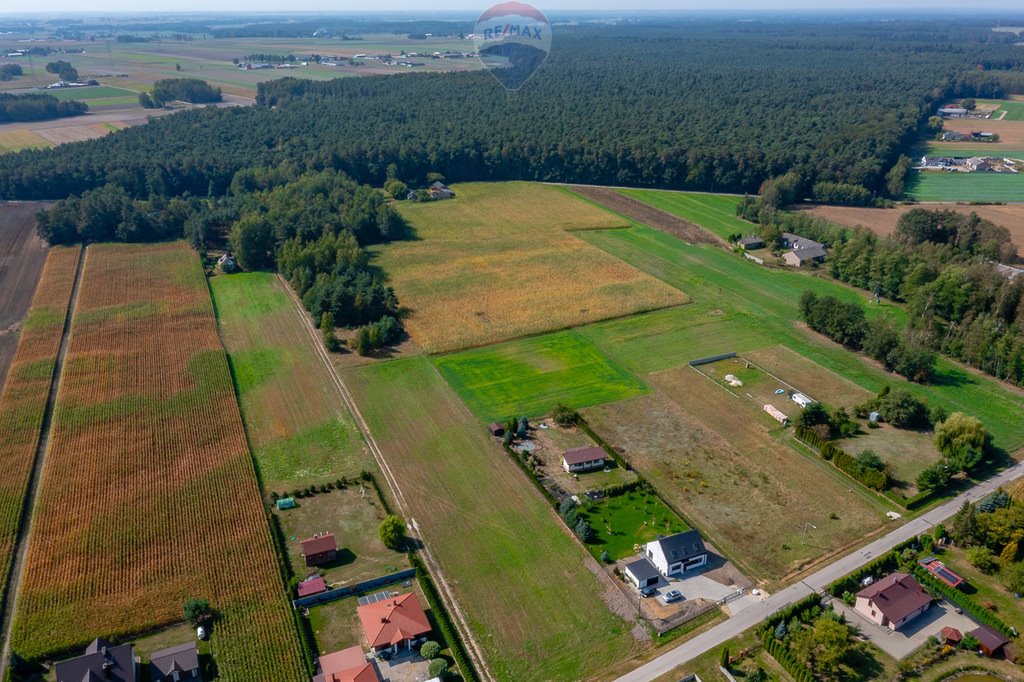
top-left (967, 547), bottom-right (998, 574)
top-left (378, 515), bottom-right (406, 550)
top-left (552, 403), bottom-right (579, 426)
top-left (428, 658), bottom-right (448, 678)
top-left (420, 641), bottom-right (441, 660)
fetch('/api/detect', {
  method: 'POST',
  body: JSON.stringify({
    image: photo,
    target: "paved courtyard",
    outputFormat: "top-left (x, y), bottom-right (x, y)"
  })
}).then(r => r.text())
top-left (833, 598), bottom-right (979, 660)
top-left (375, 648), bottom-right (433, 682)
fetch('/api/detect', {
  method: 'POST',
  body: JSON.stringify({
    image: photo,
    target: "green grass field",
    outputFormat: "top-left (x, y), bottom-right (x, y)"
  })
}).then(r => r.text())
top-left (582, 488), bottom-right (689, 561)
top-left (924, 142), bottom-right (1024, 157)
top-left (433, 330), bottom-right (648, 423)
top-left (905, 170), bottom-right (1024, 203)
top-left (343, 356), bottom-right (637, 682)
top-left (43, 85), bottom-right (138, 101)
top-left (616, 190), bottom-right (753, 240)
top-left (210, 272), bottom-right (372, 492)
top-left (981, 99), bottom-right (1024, 121)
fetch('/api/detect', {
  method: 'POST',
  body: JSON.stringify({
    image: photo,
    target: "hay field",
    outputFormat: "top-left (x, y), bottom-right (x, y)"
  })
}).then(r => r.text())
top-left (11, 243), bottom-right (305, 680)
top-left (944, 116), bottom-right (1024, 146)
top-left (344, 356), bottom-right (637, 682)
top-left (798, 203), bottom-right (1024, 247)
top-left (383, 182), bottom-right (688, 353)
top-left (211, 272), bottom-right (372, 493)
top-left (585, 368), bottom-right (886, 583)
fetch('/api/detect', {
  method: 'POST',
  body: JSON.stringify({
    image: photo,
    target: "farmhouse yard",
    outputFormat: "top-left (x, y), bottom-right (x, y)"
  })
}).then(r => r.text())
top-left (10, 243), bottom-right (305, 680)
top-left (943, 114), bottom-right (1024, 146)
top-left (381, 182), bottom-right (687, 352)
top-left (580, 488), bottom-right (689, 562)
top-left (524, 419), bottom-right (638, 496)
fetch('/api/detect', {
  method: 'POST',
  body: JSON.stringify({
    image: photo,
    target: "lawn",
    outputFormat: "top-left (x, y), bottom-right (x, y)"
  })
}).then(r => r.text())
top-left (43, 85), bottom-right (138, 101)
top-left (380, 182), bottom-right (687, 352)
top-left (433, 330), bottom-right (648, 423)
top-left (616, 190), bottom-right (753, 241)
top-left (210, 272), bottom-right (373, 493)
top-left (983, 98), bottom-right (1024, 122)
top-left (576, 224), bottom-right (1024, 453)
top-left (934, 545), bottom-right (1024, 634)
top-left (904, 170), bottom-right (1024, 203)
top-left (837, 425), bottom-right (940, 495)
top-left (581, 488), bottom-right (689, 561)
top-left (342, 356), bottom-right (638, 682)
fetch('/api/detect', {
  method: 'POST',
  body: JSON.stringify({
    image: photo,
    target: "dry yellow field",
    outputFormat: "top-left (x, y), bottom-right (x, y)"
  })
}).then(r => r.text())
top-left (0, 129), bottom-right (51, 153)
top-left (384, 182), bottom-right (689, 353)
top-left (34, 124), bottom-right (116, 146)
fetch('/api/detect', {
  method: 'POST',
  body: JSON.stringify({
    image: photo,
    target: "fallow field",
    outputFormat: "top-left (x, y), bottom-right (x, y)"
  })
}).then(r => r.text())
top-left (10, 243), bottom-right (305, 680)
top-left (210, 272), bottom-right (372, 493)
top-left (0, 246), bottom-right (80, 606)
top-left (0, 202), bottom-right (50, 391)
top-left (343, 356), bottom-right (638, 682)
top-left (382, 182), bottom-right (687, 353)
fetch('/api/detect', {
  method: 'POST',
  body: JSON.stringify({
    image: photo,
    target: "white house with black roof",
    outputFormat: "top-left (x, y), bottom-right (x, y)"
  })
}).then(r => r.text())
top-left (644, 530), bottom-right (708, 577)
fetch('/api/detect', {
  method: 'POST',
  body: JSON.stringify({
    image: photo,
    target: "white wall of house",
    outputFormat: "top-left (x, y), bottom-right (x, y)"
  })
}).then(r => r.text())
top-left (563, 458), bottom-right (604, 473)
top-left (854, 596), bottom-right (886, 627)
top-left (645, 542), bottom-right (707, 576)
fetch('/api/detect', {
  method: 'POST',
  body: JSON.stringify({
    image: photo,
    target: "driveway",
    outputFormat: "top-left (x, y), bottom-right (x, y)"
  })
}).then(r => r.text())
top-left (833, 598), bottom-right (979, 660)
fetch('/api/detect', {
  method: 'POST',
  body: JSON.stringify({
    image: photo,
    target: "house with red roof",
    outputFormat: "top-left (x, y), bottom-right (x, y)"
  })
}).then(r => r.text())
top-left (297, 575), bottom-right (327, 598)
top-left (854, 572), bottom-right (932, 631)
top-left (302, 533), bottom-right (338, 567)
top-left (313, 645), bottom-right (379, 682)
top-left (356, 592), bottom-right (432, 654)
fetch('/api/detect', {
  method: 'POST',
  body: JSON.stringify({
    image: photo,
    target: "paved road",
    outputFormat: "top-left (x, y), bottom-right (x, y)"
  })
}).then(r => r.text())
top-left (614, 460), bottom-right (1024, 682)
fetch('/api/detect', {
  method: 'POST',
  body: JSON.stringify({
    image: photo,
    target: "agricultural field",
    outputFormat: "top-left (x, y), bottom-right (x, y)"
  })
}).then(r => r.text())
top-left (10, 243), bottom-right (305, 680)
top-left (383, 182), bottom-right (687, 353)
top-left (0, 246), bottom-right (79, 609)
top-left (0, 129), bottom-right (50, 153)
top-left (433, 330), bottom-right (648, 423)
top-left (943, 115), bottom-right (1024, 146)
top-left (798, 203), bottom-right (1024, 248)
top-left (616, 190), bottom-right (752, 241)
top-left (904, 170), bottom-right (1024, 203)
top-left (42, 84), bottom-right (138, 105)
top-left (584, 374), bottom-right (886, 583)
top-left (210, 272), bottom-right (371, 493)
top-left (0, 202), bottom-right (50, 390)
top-left (980, 98), bottom-right (1024, 121)
top-left (342, 356), bottom-right (639, 682)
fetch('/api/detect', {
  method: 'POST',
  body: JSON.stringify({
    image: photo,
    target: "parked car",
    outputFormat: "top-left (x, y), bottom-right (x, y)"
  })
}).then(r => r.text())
top-left (663, 590), bottom-right (683, 603)
top-left (640, 585), bottom-right (658, 598)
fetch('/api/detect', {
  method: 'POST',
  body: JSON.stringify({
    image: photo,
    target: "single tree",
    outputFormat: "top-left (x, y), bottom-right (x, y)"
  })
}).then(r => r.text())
top-left (378, 515), bottom-right (406, 550)
top-left (427, 658), bottom-right (448, 678)
top-left (184, 597), bottom-right (212, 625)
top-left (419, 641), bottom-right (441, 660)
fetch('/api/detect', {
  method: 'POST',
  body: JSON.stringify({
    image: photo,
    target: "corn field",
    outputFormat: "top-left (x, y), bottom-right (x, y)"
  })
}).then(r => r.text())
top-left (10, 243), bottom-right (305, 680)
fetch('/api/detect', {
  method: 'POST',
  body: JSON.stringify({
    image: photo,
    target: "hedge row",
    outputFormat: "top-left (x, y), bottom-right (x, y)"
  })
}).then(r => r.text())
top-left (576, 416), bottom-right (631, 471)
top-left (410, 555), bottom-right (480, 682)
top-left (266, 504), bottom-right (316, 675)
top-left (827, 537), bottom-right (917, 597)
top-left (365, 472), bottom-right (394, 516)
top-left (502, 441), bottom-right (559, 509)
top-left (911, 565), bottom-right (1015, 638)
top-left (795, 427), bottom-right (888, 493)
top-left (761, 634), bottom-right (814, 682)
top-left (760, 594), bottom-right (821, 637)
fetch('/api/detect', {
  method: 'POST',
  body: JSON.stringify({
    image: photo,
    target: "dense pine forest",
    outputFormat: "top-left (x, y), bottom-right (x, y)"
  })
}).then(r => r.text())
top-left (1, 19), bottom-right (1022, 202)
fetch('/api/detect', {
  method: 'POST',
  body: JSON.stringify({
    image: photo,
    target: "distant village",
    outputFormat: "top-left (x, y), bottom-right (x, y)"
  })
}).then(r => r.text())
top-left (237, 50), bottom-right (476, 71)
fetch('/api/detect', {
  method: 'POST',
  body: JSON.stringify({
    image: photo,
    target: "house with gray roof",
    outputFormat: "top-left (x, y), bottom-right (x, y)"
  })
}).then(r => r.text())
top-left (623, 557), bottom-right (661, 588)
top-left (149, 641), bottom-right (201, 681)
top-left (55, 638), bottom-right (138, 682)
top-left (644, 530), bottom-right (708, 577)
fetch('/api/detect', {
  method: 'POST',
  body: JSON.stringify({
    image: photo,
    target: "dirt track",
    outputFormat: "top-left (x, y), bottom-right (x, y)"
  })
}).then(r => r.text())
top-left (569, 185), bottom-right (723, 246)
top-left (0, 203), bottom-right (49, 394)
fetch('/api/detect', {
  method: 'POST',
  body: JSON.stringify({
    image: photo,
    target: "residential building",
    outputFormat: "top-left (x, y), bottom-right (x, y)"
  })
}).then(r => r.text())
top-left (356, 592), bottom-right (432, 654)
top-left (149, 642), bottom-right (201, 682)
top-left (644, 530), bottom-right (708, 577)
top-left (624, 557), bottom-right (661, 588)
top-left (854, 572), bottom-right (931, 630)
top-left (55, 638), bottom-right (138, 682)
top-left (302, 533), bottom-right (338, 567)
top-left (738, 236), bottom-right (764, 250)
top-left (313, 646), bottom-right (379, 682)
top-left (561, 445), bottom-right (606, 473)
top-left (970, 625), bottom-right (1010, 658)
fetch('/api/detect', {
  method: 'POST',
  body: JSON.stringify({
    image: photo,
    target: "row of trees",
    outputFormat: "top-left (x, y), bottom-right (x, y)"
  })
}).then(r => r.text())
top-left (0, 93), bottom-right (87, 124)
top-left (139, 78), bottom-right (222, 108)
top-left (44, 60), bottom-right (78, 82)
top-left (0, 63), bottom-right (22, 81)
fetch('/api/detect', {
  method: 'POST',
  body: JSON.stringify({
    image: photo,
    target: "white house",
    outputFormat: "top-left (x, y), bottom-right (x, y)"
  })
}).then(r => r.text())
top-left (562, 446), bottom-right (606, 473)
top-left (791, 393), bottom-right (814, 409)
top-left (644, 530), bottom-right (708, 577)
top-left (854, 572), bottom-right (931, 631)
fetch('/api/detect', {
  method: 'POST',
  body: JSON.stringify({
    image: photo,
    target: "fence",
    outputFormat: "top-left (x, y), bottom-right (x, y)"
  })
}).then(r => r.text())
top-left (292, 568), bottom-right (416, 608)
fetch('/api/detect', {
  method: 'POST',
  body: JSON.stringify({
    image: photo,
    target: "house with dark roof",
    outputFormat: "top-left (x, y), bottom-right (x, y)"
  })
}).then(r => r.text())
top-left (428, 181), bottom-right (455, 200)
top-left (970, 625), bottom-right (1010, 658)
top-left (644, 530), bottom-right (708, 577)
top-left (488, 422), bottom-right (505, 438)
top-left (854, 572), bottom-right (931, 630)
top-left (561, 445), bottom-right (606, 473)
top-left (623, 557), bottom-right (661, 588)
top-left (149, 641), bottom-right (201, 681)
top-left (356, 592), bottom-right (432, 654)
top-left (55, 638), bottom-right (138, 682)
top-left (738, 236), bottom-right (765, 250)
top-left (313, 645), bottom-right (380, 682)
top-left (780, 232), bottom-right (827, 267)
top-left (302, 533), bottom-right (338, 567)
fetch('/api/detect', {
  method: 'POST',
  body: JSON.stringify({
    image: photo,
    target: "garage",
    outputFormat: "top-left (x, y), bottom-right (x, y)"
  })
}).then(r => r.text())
top-left (624, 558), bottom-right (660, 588)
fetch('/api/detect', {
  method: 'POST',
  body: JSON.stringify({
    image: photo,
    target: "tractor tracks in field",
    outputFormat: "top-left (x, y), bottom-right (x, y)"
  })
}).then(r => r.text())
top-left (0, 244), bottom-right (88, 675)
top-left (277, 275), bottom-right (497, 682)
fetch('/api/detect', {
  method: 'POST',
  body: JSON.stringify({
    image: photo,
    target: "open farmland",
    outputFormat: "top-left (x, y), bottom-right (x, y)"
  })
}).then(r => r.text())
top-left (615, 190), bottom-right (752, 242)
top-left (798, 203), bottom-right (1024, 248)
top-left (943, 115), bottom-right (1024, 146)
top-left (0, 129), bottom-right (50, 153)
top-left (904, 171), bottom-right (1024, 203)
top-left (0, 246), bottom-right (80, 608)
top-left (10, 243), bottom-right (305, 680)
top-left (0, 203), bottom-right (50, 391)
top-left (210, 272), bottom-right (371, 493)
top-left (343, 356), bottom-right (638, 682)
top-left (383, 182), bottom-right (687, 353)
top-left (433, 330), bottom-right (648, 423)
top-left (584, 370), bottom-right (886, 583)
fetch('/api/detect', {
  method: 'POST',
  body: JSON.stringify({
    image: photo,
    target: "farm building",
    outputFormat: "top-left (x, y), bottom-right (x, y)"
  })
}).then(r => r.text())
top-left (149, 641), bottom-right (201, 682)
top-left (644, 530), bottom-right (708, 577)
top-left (301, 532), bottom-right (338, 567)
top-left (780, 233), bottom-right (827, 267)
top-left (854, 572), bottom-right (931, 631)
top-left (970, 625), bottom-right (1010, 658)
top-left (938, 107), bottom-right (968, 117)
top-left (297, 574), bottom-right (328, 598)
top-left (55, 638), bottom-right (137, 682)
top-left (965, 157), bottom-right (994, 172)
top-left (488, 422), bottom-right (505, 438)
top-left (763, 404), bottom-right (789, 425)
top-left (791, 393), bottom-right (814, 409)
top-left (313, 645), bottom-right (379, 682)
top-left (623, 557), bottom-right (661, 588)
top-left (738, 236), bottom-right (764, 250)
top-left (357, 592), bottom-right (432, 654)
top-left (429, 181), bottom-right (455, 200)
top-left (562, 445), bottom-right (606, 473)
top-left (919, 557), bottom-right (965, 589)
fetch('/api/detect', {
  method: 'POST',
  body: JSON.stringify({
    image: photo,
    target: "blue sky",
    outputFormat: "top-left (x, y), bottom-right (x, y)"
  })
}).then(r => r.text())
top-left (1, 1), bottom-right (1022, 14)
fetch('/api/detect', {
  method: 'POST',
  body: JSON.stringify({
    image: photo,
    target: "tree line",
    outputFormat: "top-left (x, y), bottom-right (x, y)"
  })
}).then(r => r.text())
top-left (0, 92), bottom-right (87, 123)
top-left (139, 78), bottom-right (222, 108)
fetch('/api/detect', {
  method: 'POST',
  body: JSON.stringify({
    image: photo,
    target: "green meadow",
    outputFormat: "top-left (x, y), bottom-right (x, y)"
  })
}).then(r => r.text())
top-left (905, 170), bottom-right (1024, 203)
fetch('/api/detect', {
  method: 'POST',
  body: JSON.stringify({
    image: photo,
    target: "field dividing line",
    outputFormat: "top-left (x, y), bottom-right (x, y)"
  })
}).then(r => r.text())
top-left (0, 245), bottom-right (88, 676)
top-left (276, 276), bottom-right (496, 682)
